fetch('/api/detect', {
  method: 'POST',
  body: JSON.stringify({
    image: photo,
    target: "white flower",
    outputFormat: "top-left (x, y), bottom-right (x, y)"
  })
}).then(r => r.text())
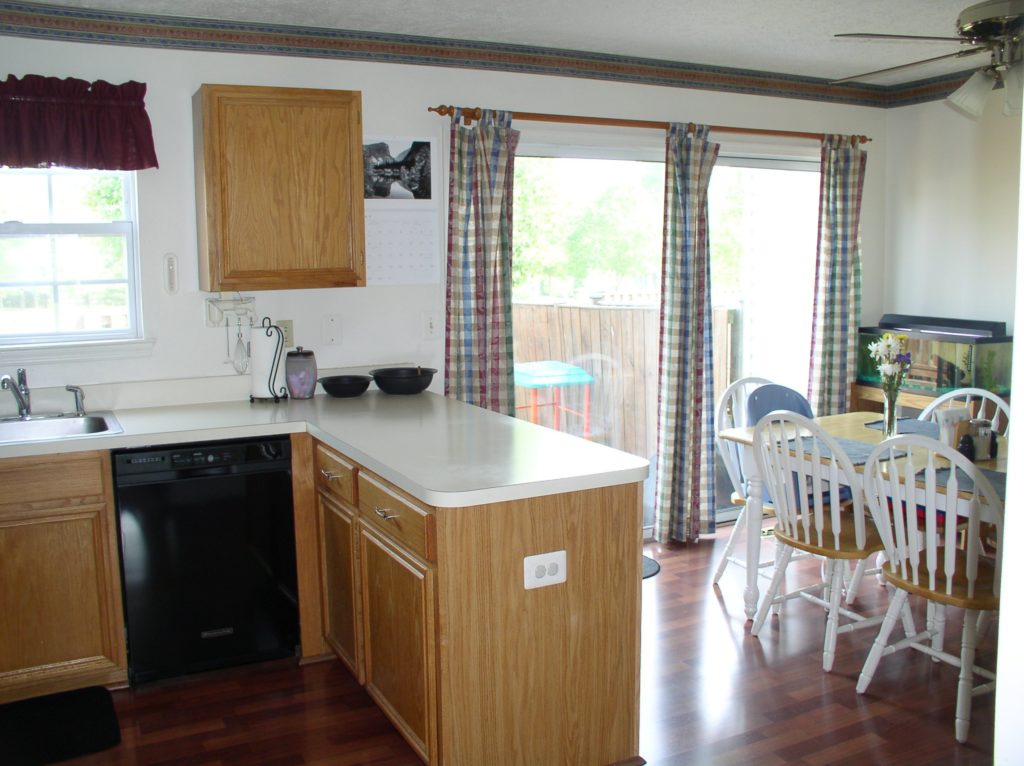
top-left (879, 362), bottom-right (899, 377)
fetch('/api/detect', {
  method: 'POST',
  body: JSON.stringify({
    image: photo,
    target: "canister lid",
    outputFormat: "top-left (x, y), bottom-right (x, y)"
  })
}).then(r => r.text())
top-left (288, 346), bottom-right (315, 357)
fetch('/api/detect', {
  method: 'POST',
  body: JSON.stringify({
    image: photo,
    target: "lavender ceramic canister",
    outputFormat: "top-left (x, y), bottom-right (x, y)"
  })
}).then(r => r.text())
top-left (285, 347), bottom-right (318, 399)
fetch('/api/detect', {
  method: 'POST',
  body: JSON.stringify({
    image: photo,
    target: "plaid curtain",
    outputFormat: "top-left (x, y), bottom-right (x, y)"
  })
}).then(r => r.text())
top-left (808, 135), bottom-right (866, 415)
top-left (444, 109), bottom-right (520, 414)
top-left (654, 123), bottom-right (719, 543)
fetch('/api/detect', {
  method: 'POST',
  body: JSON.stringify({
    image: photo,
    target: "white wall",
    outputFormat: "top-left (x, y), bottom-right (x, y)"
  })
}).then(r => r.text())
top-left (2, 34), bottom-right (888, 406)
top-left (1, 35), bottom-right (1018, 404)
top-left (993, 72), bottom-right (1024, 766)
top-left (885, 91), bottom-right (1021, 330)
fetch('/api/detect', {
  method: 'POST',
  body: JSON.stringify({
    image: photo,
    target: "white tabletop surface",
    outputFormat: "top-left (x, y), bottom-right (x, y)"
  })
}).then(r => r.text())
top-left (0, 392), bottom-right (650, 507)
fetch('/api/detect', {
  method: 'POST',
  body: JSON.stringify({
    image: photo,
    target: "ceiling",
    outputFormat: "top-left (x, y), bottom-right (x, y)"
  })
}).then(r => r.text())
top-left (18, 0), bottom-right (987, 86)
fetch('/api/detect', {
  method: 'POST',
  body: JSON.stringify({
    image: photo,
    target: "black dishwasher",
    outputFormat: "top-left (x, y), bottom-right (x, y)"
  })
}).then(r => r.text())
top-left (113, 436), bottom-right (299, 684)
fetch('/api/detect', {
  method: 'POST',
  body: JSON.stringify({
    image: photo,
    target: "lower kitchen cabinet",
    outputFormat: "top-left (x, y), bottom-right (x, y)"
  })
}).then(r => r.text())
top-left (0, 451), bottom-right (127, 703)
top-left (318, 492), bottom-right (362, 680)
top-left (359, 524), bottom-right (437, 763)
top-left (313, 439), bottom-right (641, 765)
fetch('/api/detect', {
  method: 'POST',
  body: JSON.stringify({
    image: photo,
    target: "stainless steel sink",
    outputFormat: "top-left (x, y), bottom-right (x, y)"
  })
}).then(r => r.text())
top-left (0, 412), bottom-right (123, 444)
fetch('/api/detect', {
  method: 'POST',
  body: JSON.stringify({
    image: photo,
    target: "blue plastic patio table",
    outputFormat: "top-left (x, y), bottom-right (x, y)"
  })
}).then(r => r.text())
top-left (513, 360), bottom-right (594, 439)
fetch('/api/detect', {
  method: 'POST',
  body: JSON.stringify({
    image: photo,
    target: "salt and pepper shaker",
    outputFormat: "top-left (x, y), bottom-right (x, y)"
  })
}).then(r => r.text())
top-left (970, 419), bottom-right (992, 461)
top-left (957, 434), bottom-right (975, 462)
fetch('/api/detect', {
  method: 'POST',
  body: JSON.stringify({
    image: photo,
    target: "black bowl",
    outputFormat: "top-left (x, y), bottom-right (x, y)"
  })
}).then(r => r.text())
top-left (370, 367), bottom-right (436, 395)
top-left (319, 375), bottom-right (372, 398)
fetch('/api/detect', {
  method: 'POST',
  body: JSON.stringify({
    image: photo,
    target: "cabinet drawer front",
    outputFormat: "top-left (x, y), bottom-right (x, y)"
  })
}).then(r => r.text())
top-left (358, 472), bottom-right (434, 562)
top-left (0, 452), bottom-right (105, 512)
top-left (315, 444), bottom-right (356, 504)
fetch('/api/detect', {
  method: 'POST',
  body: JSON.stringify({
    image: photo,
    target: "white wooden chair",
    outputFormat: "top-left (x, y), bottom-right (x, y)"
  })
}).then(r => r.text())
top-left (919, 387), bottom-right (1010, 436)
top-left (858, 435), bottom-right (1001, 743)
top-left (711, 376), bottom-right (773, 585)
top-left (749, 411), bottom-right (887, 672)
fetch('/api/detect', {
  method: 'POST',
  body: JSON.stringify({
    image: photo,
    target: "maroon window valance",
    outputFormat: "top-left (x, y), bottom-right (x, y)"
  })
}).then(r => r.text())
top-left (0, 74), bottom-right (159, 170)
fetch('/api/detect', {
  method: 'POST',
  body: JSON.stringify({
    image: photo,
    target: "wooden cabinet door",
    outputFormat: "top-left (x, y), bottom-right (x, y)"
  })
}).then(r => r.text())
top-left (195, 84), bottom-right (366, 290)
top-left (318, 491), bottom-right (362, 681)
top-left (359, 523), bottom-right (437, 764)
top-left (0, 451), bottom-right (126, 703)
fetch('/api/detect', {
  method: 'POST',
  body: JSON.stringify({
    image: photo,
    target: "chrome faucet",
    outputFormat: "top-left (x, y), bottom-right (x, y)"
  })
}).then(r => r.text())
top-left (66, 385), bottom-right (86, 416)
top-left (1, 368), bottom-right (31, 418)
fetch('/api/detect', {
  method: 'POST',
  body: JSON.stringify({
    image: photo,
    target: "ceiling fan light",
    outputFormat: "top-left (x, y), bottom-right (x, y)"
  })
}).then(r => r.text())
top-left (947, 69), bottom-right (996, 118)
top-left (1002, 63), bottom-right (1024, 115)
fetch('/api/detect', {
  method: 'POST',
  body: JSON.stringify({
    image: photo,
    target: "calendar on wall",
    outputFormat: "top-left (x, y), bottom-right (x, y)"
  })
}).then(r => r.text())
top-left (365, 209), bottom-right (441, 285)
top-left (363, 136), bottom-right (442, 286)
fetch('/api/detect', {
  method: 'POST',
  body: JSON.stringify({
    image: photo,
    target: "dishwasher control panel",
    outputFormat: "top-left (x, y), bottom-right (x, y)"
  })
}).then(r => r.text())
top-left (113, 436), bottom-right (291, 481)
top-left (170, 446), bottom-right (239, 468)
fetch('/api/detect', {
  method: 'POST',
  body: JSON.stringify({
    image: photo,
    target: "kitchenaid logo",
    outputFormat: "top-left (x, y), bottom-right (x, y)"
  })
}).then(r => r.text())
top-left (200, 627), bottom-right (235, 639)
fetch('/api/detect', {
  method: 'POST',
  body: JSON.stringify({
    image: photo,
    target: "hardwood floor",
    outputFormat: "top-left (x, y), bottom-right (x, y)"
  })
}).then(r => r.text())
top-left (66, 526), bottom-right (995, 765)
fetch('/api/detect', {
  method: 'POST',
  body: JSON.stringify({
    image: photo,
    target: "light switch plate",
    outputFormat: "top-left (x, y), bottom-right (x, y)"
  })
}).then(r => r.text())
top-left (523, 550), bottom-right (567, 589)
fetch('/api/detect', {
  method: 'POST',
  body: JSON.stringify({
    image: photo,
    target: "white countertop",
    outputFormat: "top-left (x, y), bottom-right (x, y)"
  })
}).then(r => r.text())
top-left (0, 392), bottom-right (649, 507)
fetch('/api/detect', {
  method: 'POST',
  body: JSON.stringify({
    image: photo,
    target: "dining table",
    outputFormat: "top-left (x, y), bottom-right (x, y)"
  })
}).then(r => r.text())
top-left (718, 410), bottom-right (1008, 621)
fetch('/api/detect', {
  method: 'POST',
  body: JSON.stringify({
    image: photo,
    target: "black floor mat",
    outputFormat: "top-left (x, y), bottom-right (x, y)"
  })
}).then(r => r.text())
top-left (0, 686), bottom-right (121, 765)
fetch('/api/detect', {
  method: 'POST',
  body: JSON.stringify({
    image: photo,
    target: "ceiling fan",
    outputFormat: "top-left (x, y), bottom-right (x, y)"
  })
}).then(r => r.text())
top-left (832, 0), bottom-right (1024, 116)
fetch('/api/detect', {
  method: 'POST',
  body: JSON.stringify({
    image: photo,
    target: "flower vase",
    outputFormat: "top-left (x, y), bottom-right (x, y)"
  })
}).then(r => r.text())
top-left (882, 390), bottom-right (899, 439)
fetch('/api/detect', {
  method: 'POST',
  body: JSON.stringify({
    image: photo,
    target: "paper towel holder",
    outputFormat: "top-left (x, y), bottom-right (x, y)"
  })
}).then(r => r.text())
top-left (250, 317), bottom-right (289, 403)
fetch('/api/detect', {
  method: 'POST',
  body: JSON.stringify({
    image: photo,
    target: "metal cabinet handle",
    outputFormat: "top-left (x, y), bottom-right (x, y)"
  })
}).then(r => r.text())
top-left (320, 468), bottom-right (340, 480)
top-left (374, 506), bottom-right (399, 522)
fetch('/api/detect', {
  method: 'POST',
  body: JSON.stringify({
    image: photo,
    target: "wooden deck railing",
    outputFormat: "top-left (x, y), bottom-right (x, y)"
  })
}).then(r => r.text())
top-left (513, 302), bottom-right (735, 459)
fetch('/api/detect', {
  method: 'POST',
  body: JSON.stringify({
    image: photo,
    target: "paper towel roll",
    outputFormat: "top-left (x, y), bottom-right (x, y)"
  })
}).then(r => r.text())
top-left (250, 323), bottom-right (285, 400)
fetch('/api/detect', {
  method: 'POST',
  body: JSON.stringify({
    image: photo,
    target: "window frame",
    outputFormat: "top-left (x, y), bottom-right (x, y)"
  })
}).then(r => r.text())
top-left (0, 167), bottom-right (144, 349)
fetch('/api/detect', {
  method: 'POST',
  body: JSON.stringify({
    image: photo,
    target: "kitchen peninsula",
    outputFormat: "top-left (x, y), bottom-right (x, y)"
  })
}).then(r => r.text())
top-left (0, 392), bottom-right (649, 765)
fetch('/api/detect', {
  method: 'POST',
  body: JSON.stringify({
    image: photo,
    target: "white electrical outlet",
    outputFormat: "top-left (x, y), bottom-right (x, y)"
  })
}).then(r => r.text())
top-left (276, 319), bottom-right (294, 348)
top-left (523, 550), bottom-right (567, 590)
top-left (323, 314), bottom-right (342, 345)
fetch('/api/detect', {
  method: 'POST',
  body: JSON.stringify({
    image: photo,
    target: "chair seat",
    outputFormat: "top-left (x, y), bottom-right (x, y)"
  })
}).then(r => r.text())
top-left (730, 490), bottom-right (777, 518)
top-left (882, 552), bottom-right (1000, 612)
top-left (773, 519), bottom-right (885, 560)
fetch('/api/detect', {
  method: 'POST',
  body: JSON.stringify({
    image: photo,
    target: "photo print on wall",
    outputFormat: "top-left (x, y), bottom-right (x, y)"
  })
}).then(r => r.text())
top-left (363, 138), bottom-right (432, 200)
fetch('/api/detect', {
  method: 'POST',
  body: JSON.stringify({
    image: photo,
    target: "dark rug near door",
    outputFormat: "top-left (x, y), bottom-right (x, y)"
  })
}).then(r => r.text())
top-left (642, 555), bottom-right (661, 579)
top-left (0, 686), bottom-right (121, 765)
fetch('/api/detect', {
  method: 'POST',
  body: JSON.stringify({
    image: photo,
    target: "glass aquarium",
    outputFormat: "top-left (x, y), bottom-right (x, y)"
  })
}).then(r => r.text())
top-left (856, 315), bottom-right (1012, 397)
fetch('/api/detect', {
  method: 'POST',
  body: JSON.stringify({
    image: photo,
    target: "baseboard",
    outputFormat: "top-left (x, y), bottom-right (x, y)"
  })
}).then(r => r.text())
top-left (715, 505), bottom-right (742, 524)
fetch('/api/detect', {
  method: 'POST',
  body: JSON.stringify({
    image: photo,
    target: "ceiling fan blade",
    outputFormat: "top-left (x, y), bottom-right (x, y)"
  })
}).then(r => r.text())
top-left (830, 46), bottom-right (992, 85)
top-left (836, 32), bottom-right (964, 43)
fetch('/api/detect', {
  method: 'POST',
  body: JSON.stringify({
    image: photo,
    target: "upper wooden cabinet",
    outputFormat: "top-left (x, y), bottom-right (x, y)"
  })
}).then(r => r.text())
top-left (193, 84), bottom-right (366, 291)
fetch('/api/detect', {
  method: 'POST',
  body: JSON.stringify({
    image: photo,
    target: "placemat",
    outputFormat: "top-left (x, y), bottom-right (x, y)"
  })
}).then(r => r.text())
top-left (930, 466), bottom-right (1006, 500)
top-left (792, 435), bottom-right (894, 466)
top-left (863, 418), bottom-right (940, 438)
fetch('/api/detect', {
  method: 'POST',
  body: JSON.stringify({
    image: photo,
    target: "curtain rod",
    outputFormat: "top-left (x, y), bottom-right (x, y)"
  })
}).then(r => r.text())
top-left (427, 105), bottom-right (871, 145)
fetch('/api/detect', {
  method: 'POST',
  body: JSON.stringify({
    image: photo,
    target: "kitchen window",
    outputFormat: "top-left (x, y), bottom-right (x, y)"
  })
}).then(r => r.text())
top-left (0, 167), bottom-right (142, 347)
